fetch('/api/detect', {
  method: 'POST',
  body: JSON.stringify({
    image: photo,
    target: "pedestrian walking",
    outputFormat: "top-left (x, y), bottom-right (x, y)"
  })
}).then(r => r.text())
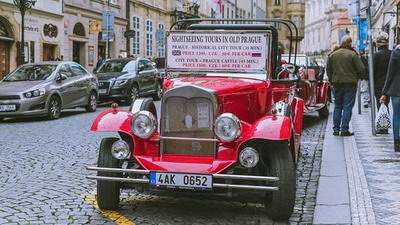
top-left (326, 35), bottom-right (366, 136)
top-left (373, 32), bottom-right (392, 134)
top-left (380, 45), bottom-right (400, 151)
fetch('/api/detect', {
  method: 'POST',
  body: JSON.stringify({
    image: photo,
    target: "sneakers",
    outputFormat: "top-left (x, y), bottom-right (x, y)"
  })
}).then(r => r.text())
top-left (333, 131), bottom-right (340, 136)
top-left (340, 131), bottom-right (354, 136)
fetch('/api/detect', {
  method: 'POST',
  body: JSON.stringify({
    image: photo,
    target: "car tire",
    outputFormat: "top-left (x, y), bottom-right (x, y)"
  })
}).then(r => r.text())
top-left (152, 82), bottom-right (163, 101)
top-left (264, 142), bottom-right (296, 221)
top-left (318, 104), bottom-right (329, 119)
top-left (85, 91), bottom-right (97, 112)
top-left (97, 137), bottom-right (121, 210)
top-left (126, 84), bottom-right (139, 105)
top-left (47, 95), bottom-right (62, 120)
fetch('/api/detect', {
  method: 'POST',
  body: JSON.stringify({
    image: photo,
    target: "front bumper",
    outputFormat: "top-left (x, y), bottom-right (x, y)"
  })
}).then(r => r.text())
top-left (0, 95), bottom-right (48, 117)
top-left (98, 80), bottom-right (129, 100)
top-left (86, 166), bottom-right (279, 191)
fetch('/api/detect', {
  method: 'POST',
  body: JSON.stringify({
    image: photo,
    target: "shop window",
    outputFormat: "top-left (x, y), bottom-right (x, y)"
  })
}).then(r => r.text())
top-left (275, 0), bottom-right (281, 6)
top-left (146, 20), bottom-right (153, 57)
top-left (0, 20), bottom-right (9, 37)
top-left (73, 23), bottom-right (85, 37)
top-left (132, 16), bottom-right (140, 55)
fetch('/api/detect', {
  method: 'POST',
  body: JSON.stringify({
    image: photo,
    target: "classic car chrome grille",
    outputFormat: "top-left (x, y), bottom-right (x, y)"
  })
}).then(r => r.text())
top-left (161, 86), bottom-right (217, 156)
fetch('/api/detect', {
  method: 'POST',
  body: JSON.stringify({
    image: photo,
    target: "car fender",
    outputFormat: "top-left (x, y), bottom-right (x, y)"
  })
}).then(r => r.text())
top-left (91, 108), bottom-right (132, 133)
top-left (242, 115), bottom-right (292, 142)
top-left (45, 90), bottom-right (63, 108)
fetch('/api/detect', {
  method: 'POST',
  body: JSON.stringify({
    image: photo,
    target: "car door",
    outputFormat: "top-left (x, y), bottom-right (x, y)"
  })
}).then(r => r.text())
top-left (56, 64), bottom-right (78, 108)
top-left (69, 63), bottom-right (91, 106)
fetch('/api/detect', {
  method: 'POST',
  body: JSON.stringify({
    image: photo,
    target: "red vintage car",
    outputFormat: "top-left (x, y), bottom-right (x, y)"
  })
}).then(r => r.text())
top-left (282, 54), bottom-right (330, 118)
top-left (87, 19), bottom-right (305, 221)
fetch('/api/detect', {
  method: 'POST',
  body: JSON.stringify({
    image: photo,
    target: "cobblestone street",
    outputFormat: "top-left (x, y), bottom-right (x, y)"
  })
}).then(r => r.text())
top-left (0, 105), bottom-right (326, 225)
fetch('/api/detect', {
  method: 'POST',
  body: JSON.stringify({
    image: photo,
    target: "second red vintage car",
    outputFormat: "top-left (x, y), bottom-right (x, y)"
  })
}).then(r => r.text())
top-left (282, 54), bottom-right (331, 118)
top-left (87, 19), bottom-right (309, 221)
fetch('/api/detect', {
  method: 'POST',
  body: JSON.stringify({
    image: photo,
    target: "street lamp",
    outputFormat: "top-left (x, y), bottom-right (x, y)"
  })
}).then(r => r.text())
top-left (13, 0), bottom-right (36, 65)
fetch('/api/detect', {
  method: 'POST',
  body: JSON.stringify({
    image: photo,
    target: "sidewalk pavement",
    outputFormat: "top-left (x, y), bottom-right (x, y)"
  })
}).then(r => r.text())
top-left (313, 105), bottom-right (400, 225)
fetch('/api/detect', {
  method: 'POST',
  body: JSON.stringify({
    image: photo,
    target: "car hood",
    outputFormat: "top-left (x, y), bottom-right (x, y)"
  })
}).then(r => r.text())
top-left (96, 72), bottom-right (130, 80)
top-left (164, 76), bottom-right (269, 123)
top-left (165, 76), bottom-right (267, 95)
top-left (0, 80), bottom-right (44, 95)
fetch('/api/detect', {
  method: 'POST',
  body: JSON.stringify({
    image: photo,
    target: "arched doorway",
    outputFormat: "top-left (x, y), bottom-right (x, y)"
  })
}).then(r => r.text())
top-left (72, 22), bottom-right (86, 65)
top-left (0, 17), bottom-right (13, 79)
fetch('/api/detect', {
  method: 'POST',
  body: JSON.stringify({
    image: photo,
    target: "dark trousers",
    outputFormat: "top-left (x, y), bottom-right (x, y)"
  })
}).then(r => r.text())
top-left (333, 86), bottom-right (357, 132)
top-left (391, 97), bottom-right (400, 141)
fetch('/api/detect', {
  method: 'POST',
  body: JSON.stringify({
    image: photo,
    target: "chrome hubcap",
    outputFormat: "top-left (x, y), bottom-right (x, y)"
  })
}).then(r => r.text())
top-left (131, 87), bottom-right (138, 101)
top-left (90, 95), bottom-right (97, 109)
top-left (50, 100), bottom-right (60, 116)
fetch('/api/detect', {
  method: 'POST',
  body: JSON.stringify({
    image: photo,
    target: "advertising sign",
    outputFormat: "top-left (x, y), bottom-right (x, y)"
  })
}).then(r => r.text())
top-left (167, 31), bottom-right (268, 72)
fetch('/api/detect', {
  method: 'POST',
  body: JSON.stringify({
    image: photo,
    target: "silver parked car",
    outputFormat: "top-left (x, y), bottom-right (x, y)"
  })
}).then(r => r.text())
top-left (0, 62), bottom-right (98, 121)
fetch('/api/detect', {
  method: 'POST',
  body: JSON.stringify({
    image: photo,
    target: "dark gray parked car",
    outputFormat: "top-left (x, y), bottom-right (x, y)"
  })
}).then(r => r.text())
top-left (95, 57), bottom-right (162, 104)
top-left (0, 62), bottom-right (98, 120)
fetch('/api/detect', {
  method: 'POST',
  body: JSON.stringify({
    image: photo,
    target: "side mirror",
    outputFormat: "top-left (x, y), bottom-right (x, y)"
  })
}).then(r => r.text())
top-left (56, 73), bottom-right (68, 82)
top-left (138, 64), bottom-right (145, 72)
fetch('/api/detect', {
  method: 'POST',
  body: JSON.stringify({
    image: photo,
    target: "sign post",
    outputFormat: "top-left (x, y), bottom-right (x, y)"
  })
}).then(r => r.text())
top-left (102, 10), bottom-right (115, 59)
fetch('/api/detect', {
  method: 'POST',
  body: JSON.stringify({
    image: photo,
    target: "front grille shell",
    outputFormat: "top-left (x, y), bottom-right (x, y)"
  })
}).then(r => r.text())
top-left (160, 85), bottom-right (218, 156)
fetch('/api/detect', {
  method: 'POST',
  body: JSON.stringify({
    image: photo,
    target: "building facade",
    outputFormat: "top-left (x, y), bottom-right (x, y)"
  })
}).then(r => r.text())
top-left (266, 0), bottom-right (305, 53)
top-left (302, 0), bottom-right (352, 59)
top-left (62, 0), bottom-right (128, 71)
top-left (0, 0), bottom-right (63, 79)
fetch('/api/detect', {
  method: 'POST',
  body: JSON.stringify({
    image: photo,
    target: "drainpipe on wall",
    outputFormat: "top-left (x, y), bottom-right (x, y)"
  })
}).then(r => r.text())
top-left (126, 0), bottom-right (130, 56)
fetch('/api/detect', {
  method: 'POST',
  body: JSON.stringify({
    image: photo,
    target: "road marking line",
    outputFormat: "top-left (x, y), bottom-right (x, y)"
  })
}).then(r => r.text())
top-left (83, 194), bottom-right (135, 225)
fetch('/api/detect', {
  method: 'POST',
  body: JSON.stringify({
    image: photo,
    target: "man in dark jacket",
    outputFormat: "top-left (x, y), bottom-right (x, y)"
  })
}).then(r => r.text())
top-left (327, 35), bottom-right (366, 136)
top-left (373, 32), bottom-right (392, 134)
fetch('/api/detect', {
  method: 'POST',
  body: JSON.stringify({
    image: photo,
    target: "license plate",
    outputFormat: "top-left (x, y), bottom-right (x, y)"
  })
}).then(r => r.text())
top-left (149, 172), bottom-right (212, 190)
top-left (99, 89), bottom-right (107, 94)
top-left (0, 104), bottom-right (16, 112)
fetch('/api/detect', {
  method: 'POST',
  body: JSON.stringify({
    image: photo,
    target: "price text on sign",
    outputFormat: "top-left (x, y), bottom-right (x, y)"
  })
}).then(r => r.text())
top-left (167, 32), bottom-right (268, 71)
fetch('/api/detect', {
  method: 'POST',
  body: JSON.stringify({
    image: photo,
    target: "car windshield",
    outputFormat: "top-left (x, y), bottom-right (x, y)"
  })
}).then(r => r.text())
top-left (282, 56), bottom-right (308, 67)
top-left (97, 60), bottom-right (130, 73)
top-left (4, 65), bottom-right (57, 81)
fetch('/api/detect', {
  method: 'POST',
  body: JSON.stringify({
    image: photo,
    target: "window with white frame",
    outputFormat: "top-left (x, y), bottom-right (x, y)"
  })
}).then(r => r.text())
top-left (132, 16), bottom-right (140, 55)
top-left (157, 23), bottom-right (165, 57)
top-left (146, 20), bottom-right (153, 57)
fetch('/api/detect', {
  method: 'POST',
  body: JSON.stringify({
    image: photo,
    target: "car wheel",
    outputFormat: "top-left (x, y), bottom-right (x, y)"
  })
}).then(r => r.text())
top-left (126, 84), bottom-right (139, 105)
top-left (318, 103), bottom-right (329, 119)
top-left (264, 142), bottom-right (296, 221)
top-left (47, 95), bottom-right (61, 120)
top-left (97, 137), bottom-right (121, 210)
top-left (86, 91), bottom-right (97, 112)
top-left (152, 82), bottom-right (163, 101)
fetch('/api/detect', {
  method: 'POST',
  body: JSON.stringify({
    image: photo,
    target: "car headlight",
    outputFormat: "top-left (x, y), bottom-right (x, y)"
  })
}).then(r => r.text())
top-left (113, 79), bottom-right (128, 87)
top-left (214, 113), bottom-right (241, 142)
top-left (132, 111), bottom-right (156, 139)
top-left (239, 147), bottom-right (259, 168)
top-left (24, 88), bottom-right (45, 98)
top-left (111, 140), bottom-right (130, 159)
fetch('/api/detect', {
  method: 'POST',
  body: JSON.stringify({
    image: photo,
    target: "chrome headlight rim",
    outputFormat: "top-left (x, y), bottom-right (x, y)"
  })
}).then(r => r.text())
top-left (239, 147), bottom-right (260, 168)
top-left (131, 110), bottom-right (157, 139)
top-left (214, 113), bottom-right (242, 142)
top-left (111, 140), bottom-right (131, 160)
